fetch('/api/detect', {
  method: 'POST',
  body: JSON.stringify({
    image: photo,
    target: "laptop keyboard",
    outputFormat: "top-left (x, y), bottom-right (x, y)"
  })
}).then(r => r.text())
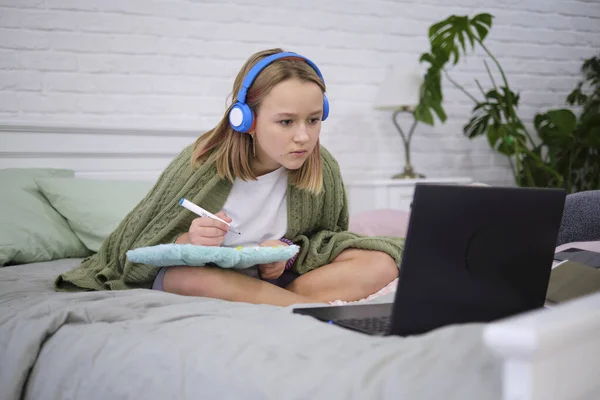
top-left (335, 316), bottom-right (391, 334)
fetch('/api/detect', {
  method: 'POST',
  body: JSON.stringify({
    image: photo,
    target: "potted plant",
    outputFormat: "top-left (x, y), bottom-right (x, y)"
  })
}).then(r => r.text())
top-left (415, 13), bottom-right (600, 193)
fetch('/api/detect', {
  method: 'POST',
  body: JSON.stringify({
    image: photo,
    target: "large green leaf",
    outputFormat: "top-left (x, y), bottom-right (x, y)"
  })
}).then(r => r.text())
top-left (430, 101), bottom-right (448, 123)
top-left (414, 102), bottom-right (434, 125)
top-left (414, 67), bottom-right (446, 125)
top-left (472, 13), bottom-right (493, 41)
top-left (547, 109), bottom-right (577, 134)
top-left (428, 13), bottom-right (493, 65)
top-left (486, 124), bottom-right (501, 148)
top-left (534, 109), bottom-right (576, 147)
top-left (416, 13), bottom-right (495, 126)
top-left (463, 111), bottom-right (490, 138)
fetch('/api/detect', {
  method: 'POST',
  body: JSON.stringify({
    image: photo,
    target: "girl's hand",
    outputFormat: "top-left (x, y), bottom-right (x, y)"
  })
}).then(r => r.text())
top-left (177, 211), bottom-right (232, 246)
top-left (257, 240), bottom-right (288, 280)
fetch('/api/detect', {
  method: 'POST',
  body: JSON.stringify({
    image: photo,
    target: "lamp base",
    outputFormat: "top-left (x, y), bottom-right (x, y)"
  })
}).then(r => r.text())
top-left (392, 166), bottom-right (425, 179)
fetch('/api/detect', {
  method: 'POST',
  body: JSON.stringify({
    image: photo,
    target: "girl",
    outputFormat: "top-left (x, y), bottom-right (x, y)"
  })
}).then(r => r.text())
top-left (55, 48), bottom-right (404, 307)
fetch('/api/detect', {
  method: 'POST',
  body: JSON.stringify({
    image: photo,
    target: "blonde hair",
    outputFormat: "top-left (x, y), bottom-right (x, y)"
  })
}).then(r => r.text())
top-left (191, 48), bottom-right (326, 194)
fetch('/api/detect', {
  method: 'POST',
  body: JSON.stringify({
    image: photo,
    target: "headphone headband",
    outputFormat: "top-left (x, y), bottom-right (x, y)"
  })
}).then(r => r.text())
top-left (228, 51), bottom-right (329, 133)
top-left (236, 52), bottom-right (326, 103)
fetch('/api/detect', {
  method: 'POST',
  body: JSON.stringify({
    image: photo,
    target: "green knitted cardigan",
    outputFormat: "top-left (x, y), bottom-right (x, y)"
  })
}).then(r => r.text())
top-left (55, 144), bottom-right (405, 291)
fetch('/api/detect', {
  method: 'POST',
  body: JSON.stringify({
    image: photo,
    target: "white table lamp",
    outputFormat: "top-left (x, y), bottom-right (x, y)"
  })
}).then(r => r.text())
top-left (374, 66), bottom-right (425, 179)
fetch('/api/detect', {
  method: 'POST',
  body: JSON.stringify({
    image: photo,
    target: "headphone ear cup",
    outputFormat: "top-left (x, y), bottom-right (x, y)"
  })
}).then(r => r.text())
top-left (322, 93), bottom-right (330, 121)
top-left (229, 102), bottom-right (255, 133)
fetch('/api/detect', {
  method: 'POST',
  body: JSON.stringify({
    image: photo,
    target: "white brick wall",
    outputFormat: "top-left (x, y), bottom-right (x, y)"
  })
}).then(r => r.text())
top-left (0, 0), bottom-right (599, 185)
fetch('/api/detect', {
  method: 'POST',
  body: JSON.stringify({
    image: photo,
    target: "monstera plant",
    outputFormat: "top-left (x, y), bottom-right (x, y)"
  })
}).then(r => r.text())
top-left (415, 13), bottom-right (600, 193)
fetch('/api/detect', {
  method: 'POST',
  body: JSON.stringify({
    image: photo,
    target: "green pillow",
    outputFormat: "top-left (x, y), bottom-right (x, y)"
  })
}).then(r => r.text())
top-left (0, 168), bottom-right (91, 266)
top-left (35, 178), bottom-right (154, 252)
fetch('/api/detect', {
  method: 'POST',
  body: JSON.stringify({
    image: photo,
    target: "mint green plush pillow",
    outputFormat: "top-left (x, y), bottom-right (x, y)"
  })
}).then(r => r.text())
top-left (127, 244), bottom-right (299, 269)
top-left (0, 168), bottom-right (91, 266)
top-left (35, 178), bottom-right (154, 252)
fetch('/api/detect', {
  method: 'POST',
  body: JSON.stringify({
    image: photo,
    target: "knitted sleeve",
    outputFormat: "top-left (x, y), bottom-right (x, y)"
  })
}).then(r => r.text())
top-left (289, 149), bottom-right (405, 275)
top-left (54, 145), bottom-right (214, 291)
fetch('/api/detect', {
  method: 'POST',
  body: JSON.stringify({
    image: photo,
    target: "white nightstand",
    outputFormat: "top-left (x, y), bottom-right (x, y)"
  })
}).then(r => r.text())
top-left (345, 177), bottom-right (473, 215)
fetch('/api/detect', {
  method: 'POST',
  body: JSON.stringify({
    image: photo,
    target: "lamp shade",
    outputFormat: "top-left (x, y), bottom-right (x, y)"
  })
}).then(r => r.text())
top-left (374, 65), bottom-right (424, 111)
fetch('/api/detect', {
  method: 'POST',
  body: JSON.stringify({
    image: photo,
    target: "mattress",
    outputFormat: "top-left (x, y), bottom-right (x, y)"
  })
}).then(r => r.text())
top-left (0, 258), bottom-right (502, 400)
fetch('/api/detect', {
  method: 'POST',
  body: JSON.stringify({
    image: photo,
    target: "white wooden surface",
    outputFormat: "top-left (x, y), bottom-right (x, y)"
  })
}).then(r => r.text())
top-left (345, 177), bottom-right (474, 214)
top-left (0, 123), bottom-right (196, 181)
top-left (484, 291), bottom-right (600, 400)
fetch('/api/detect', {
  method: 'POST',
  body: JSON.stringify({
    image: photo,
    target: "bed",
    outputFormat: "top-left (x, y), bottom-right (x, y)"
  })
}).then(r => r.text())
top-left (1, 124), bottom-right (599, 400)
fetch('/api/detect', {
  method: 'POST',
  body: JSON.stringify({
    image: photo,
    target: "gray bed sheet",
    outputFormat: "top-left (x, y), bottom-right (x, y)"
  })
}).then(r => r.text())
top-left (0, 259), bottom-right (502, 400)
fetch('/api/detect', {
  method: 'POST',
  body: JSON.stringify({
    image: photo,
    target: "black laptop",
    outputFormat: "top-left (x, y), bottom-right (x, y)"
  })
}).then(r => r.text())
top-left (293, 184), bottom-right (566, 337)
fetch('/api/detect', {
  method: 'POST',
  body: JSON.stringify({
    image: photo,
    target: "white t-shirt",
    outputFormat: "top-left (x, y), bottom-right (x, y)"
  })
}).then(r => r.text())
top-left (221, 167), bottom-right (288, 248)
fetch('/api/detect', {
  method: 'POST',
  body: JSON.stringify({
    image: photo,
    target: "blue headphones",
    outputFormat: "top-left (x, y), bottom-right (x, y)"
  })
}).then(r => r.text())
top-left (228, 52), bottom-right (330, 133)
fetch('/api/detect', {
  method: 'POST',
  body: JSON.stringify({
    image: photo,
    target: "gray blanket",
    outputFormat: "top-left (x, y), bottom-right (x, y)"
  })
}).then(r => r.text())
top-left (0, 259), bottom-right (502, 400)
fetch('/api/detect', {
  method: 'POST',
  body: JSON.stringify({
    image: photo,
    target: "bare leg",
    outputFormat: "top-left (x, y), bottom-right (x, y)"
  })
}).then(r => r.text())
top-left (162, 265), bottom-right (322, 307)
top-left (286, 249), bottom-right (399, 302)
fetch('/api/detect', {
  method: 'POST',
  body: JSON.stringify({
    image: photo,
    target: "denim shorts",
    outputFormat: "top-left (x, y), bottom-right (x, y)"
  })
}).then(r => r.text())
top-left (152, 266), bottom-right (300, 291)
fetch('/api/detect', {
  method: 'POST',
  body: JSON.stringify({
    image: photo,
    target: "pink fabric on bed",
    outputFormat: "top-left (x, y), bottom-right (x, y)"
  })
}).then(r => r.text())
top-left (347, 184), bottom-right (490, 238)
top-left (348, 209), bottom-right (410, 238)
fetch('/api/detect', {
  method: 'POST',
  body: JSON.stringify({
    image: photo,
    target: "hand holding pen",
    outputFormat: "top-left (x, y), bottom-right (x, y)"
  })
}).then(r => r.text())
top-left (176, 198), bottom-right (241, 247)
